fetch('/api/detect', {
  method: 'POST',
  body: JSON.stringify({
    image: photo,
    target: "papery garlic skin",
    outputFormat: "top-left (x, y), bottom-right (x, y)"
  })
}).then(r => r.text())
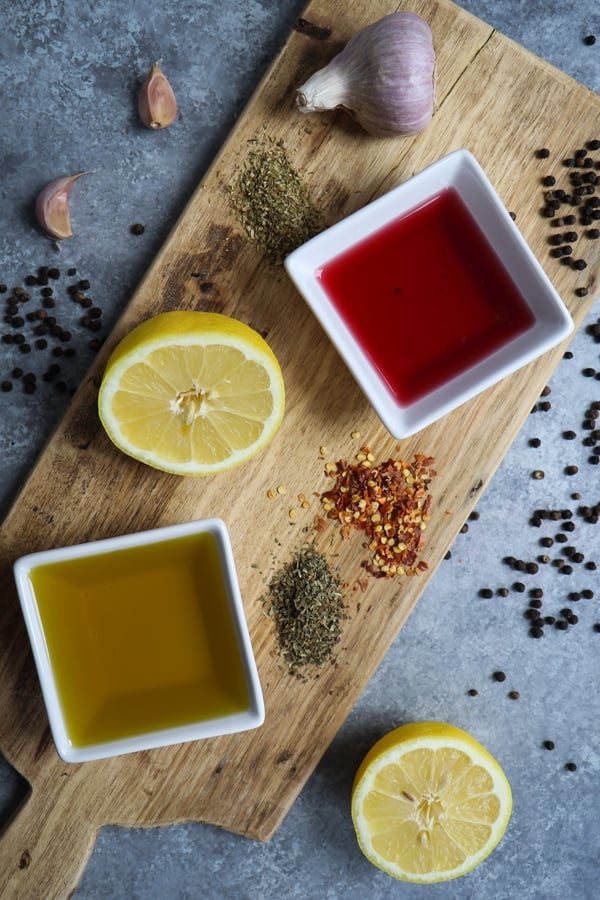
top-left (35, 173), bottom-right (87, 241)
top-left (138, 62), bottom-right (177, 129)
top-left (296, 12), bottom-right (436, 137)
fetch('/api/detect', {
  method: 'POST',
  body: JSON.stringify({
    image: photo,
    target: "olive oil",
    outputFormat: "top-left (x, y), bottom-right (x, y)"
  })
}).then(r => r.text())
top-left (30, 531), bottom-right (250, 748)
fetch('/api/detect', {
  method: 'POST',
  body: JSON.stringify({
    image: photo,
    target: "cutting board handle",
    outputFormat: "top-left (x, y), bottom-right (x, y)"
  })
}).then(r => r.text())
top-left (0, 778), bottom-right (97, 900)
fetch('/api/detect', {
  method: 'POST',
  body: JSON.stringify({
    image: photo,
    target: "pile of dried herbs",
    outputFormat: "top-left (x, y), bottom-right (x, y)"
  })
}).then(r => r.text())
top-left (228, 137), bottom-right (322, 264)
top-left (263, 546), bottom-right (345, 673)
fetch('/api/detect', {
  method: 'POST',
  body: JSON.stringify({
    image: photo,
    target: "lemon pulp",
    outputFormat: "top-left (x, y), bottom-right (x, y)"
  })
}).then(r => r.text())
top-left (351, 721), bottom-right (512, 883)
top-left (98, 311), bottom-right (285, 476)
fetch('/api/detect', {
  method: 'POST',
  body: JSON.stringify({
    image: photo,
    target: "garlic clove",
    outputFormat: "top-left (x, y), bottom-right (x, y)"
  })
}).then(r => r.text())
top-left (296, 65), bottom-right (349, 114)
top-left (35, 173), bottom-right (88, 241)
top-left (138, 62), bottom-right (177, 129)
top-left (296, 12), bottom-right (436, 138)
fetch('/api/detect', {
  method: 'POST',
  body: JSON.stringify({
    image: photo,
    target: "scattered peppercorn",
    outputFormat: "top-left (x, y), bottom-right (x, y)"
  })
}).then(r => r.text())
top-left (0, 266), bottom-right (103, 397)
top-left (493, 671), bottom-right (506, 682)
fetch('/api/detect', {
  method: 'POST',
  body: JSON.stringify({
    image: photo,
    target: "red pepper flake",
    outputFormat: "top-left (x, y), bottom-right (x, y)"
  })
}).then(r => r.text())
top-left (319, 449), bottom-right (436, 577)
top-left (313, 515), bottom-right (328, 533)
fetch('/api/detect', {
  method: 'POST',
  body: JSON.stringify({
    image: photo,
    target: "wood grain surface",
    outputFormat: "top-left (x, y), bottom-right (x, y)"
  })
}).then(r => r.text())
top-left (1, 0), bottom-right (599, 896)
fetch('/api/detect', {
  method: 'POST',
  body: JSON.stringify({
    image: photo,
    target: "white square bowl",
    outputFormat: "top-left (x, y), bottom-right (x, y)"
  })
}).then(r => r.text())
top-left (285, 149), bottom-right (573, 437)
top-left (13, 518), bottom-right (264, 763)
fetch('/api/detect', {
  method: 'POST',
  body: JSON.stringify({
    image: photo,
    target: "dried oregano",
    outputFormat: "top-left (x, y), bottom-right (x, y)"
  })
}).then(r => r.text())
top-left (228, 137), bottom-right (322, 264)
top-left (263, 546), bottom-right (345, 672)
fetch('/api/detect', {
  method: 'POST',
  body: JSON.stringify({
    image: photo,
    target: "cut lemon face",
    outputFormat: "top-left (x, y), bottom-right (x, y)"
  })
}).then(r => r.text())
top-left (351, 721), bottom-right (512, 883)
top-left (98, 311), bottom-right (285, 476)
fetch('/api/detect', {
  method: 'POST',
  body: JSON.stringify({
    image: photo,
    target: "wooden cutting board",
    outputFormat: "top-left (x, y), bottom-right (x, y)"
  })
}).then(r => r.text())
top-left (1, 0), bottom-right (599, 895)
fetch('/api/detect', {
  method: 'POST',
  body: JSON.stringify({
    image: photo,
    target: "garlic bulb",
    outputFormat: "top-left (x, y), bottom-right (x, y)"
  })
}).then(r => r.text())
top-left (138, 61), bottom-right (177, 129)
top-left (296, 12), bottom-right (435, 137)
top-left (35, 173), bottom-right (88, 241)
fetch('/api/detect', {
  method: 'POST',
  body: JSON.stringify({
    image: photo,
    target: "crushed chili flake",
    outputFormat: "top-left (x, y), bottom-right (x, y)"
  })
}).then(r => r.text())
top-left (319, 450), bottom-right (436, 577)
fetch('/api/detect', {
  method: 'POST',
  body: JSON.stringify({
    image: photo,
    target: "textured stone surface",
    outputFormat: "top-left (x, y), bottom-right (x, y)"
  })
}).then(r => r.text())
top-left (0, 2), bottom-right (599, 898)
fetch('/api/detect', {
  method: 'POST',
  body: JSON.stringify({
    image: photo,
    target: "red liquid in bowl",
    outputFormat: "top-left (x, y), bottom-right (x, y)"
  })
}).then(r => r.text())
top-left (318, 187), bottom-right (536, 406)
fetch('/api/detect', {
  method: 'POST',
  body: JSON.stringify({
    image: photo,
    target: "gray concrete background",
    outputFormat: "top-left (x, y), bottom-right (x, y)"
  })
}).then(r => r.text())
top-left (0, 2), bottom-right (599, 898)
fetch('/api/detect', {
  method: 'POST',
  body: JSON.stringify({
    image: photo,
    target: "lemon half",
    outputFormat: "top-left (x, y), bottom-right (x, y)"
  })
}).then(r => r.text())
top-left (351, 721), bottom-right (512, 883)
top-left (98, 311), bottom-right (285, 476)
